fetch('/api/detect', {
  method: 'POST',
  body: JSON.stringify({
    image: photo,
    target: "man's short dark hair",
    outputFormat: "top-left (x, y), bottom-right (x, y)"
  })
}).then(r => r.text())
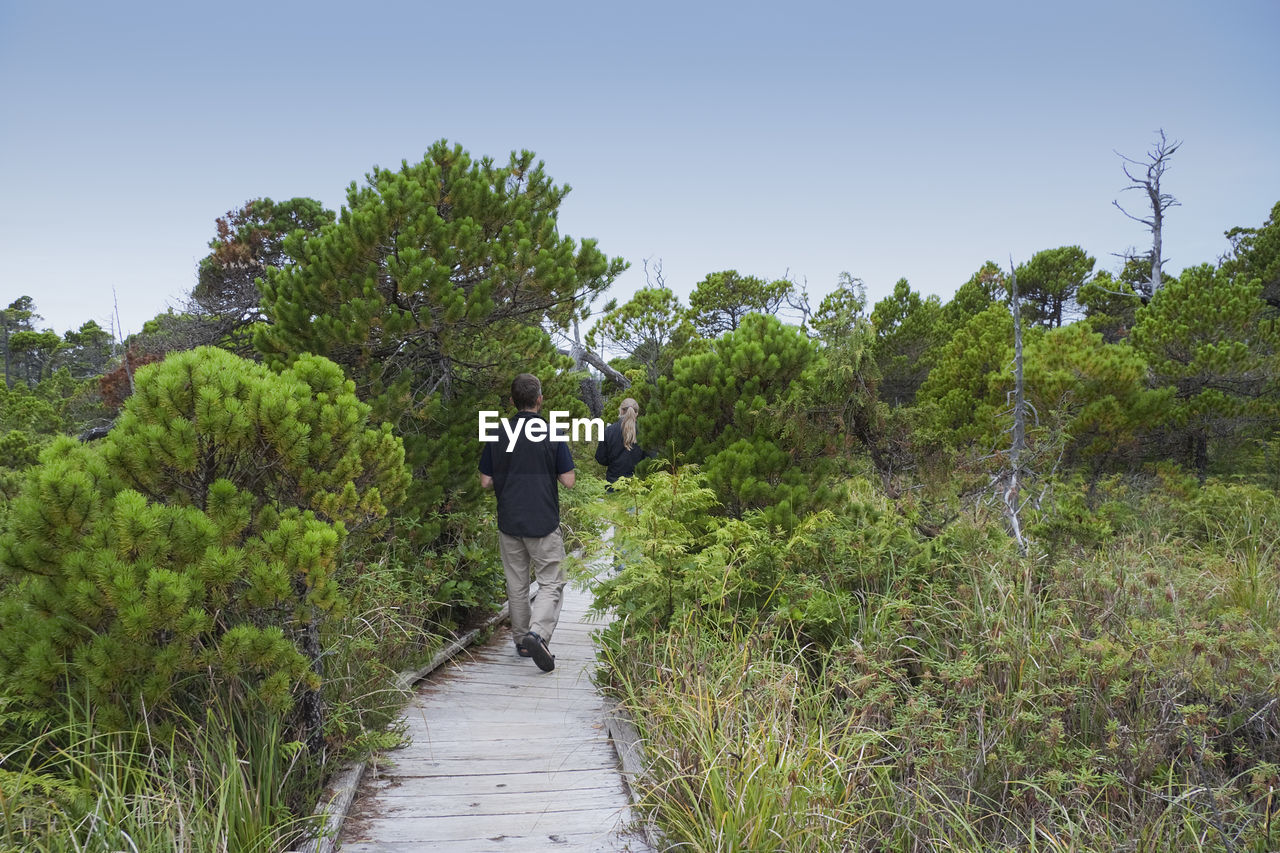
top-left (511, 374), bottom-right (541, 410)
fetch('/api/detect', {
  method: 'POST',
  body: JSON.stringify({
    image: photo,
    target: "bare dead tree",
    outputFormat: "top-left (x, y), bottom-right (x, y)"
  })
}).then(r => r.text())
top-left (564, 315), bottom-right (603, 417)
top-left (1003, 259), bottom-right (1029, 556)
top-left (112, 286), bottom-right (134, 398)
top-left (551, 264), bottom-right (634, 409)
top-left (1113, 129), bottom-right (1182, 298)
top-left (554, 256), bottom-right (673, 392)
top-left (778, 270), bottom-right (816, 329)
top-left (643, 256), bottom-right (666, 290)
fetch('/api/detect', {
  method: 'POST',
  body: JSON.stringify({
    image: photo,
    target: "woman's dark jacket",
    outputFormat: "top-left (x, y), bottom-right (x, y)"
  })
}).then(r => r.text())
top-left (595, 420), bottom-right (646, 483)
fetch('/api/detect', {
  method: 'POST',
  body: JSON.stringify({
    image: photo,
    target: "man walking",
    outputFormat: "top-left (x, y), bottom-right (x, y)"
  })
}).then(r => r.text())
top-left (478, 373), bottom-right (574, 672)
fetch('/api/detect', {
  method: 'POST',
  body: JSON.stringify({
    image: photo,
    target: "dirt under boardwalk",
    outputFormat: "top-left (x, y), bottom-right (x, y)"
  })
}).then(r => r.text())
top-left (339, 579), bottom-right (649, 852)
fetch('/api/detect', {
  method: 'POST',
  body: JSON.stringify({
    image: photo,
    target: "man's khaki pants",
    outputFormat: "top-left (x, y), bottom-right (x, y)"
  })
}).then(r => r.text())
top-left (498, 528), bottom-right (566, 644)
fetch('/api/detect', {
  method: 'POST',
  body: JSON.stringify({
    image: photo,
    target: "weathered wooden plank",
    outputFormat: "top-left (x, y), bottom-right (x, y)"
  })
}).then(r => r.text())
top-left (377, 737), bottom-right (616, 764)
top-left (399, 709), bottom-right (606, 731)
top-left (358, 767), bottom-right (625, 798)
top-left (364, 777), bottom-right (626, 804)
top-left (390, 698), bottom-right (597, 720)
top-left (413, 680), bottom-right (601, 700)
top-left (340, 828), bottom-right (643, 853)
top-left (397, 735), bottom-right (611, 754)
top-left (403, 699), bottom-right (605, 718)
top-left (428, 658), bottom-right (596, 679)
top-left (416, 675), bottom-right (600, 693)
top-left (368, 751), bottom-right (615, 778)
top-left (396, 724), bottom-right (611, 743)
top-left (444, 642), bottom-right (599, 662)
top-left (344, 805), bottom-right (633, 844)
top-left (424, 653), bottom-right (593, 676)
top-left (411, 687), bottom-right (600, 708)
top-left (397, 725), bottom-right (610, 745)
top-left (437, 657), bottom-right (597, 675)
top-left (369, 786), bottom-right (629, 817)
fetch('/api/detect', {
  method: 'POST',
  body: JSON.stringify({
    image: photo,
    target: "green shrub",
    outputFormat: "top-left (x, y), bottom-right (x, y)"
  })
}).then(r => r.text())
top-left (645, 313), bottom-right (829, 529)
top-left (0, 347), bottom-right (409, 738)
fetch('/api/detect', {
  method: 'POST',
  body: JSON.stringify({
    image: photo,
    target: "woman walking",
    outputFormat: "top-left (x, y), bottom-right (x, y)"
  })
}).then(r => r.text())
top-left (595, 397), bottom-right (646, 489)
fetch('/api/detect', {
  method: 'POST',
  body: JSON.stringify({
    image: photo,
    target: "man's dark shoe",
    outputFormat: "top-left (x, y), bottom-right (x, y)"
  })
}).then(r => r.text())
top-left (522, 632), bottom-right (555, 672)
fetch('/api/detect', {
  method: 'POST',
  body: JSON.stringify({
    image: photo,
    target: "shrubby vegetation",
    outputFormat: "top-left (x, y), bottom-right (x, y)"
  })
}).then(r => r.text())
top-left (0, 348), bottom-right (407, 736)
top-left (1, 136), bottom-right (1278, 850)
top-left (595, 470), bottom-right (1280, 850)
top-left (585, 191), bottom-right (1280, 850)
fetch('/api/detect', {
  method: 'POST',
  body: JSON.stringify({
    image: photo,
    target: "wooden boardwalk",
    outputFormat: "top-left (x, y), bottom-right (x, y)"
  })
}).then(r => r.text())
top-left (338, 573), bottom-right (650, 852)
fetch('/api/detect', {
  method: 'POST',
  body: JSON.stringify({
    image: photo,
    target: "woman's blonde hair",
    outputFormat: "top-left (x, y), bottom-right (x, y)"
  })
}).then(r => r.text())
top-left (619, 398), bottom-right (640, 451)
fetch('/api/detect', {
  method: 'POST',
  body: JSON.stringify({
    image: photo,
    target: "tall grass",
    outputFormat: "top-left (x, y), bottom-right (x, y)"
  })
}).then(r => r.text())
top-left (0, 699), bottom-right (311, 853)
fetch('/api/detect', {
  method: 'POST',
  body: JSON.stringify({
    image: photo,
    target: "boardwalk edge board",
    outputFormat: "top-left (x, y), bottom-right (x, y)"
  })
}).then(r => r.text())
top-left (294, 601), bottom-right (512, 853)
top-left (602, 695), bottom-right (667, 851)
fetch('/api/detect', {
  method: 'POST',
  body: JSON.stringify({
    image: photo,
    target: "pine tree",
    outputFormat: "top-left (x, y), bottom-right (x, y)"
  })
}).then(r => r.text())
top-left (0, 347), bottom-right (408, 738)
top-left (1014, 246), bottom-right (1094, 329)
top-left (688, 270), bottom-right (792, 336)
top-left (1021, 324), bottom-right (1162, 464)
top-left (1222, 200), bottom-right (1280, 313)
top-left (646, 313), bottom-right (823, 528)
top-left (0, 296), bottom-right (39, 388)
top-left (917, 304), bottom-right (1160, 464)
top-left (0, 383), bottom-right (65, 509)
top-left (1078, 270), bottom-right (1140, 343)
top-left (192, 197), bottom-right (334, 355)
top-left (937, 262), bottom-right (1005, 341)
top-left (59, 320), bottom-right (114, 379)
top-left (1130, 263), bottom-right (1278, 475)
top-left (916, 303), bottom-right (1016, 447)
top-left (870, 278), bottom-right (944, 405)
top-left (801, 275), bottom-right (884, 467)
top-left (255, 141), bottom-right (625, 540)
top-left (586, 286), bottom-right (695, 385)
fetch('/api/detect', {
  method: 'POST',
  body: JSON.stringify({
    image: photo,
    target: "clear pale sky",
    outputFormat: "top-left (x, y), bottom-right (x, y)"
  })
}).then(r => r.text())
top-left (1, 0), bottom-right (1277, 339)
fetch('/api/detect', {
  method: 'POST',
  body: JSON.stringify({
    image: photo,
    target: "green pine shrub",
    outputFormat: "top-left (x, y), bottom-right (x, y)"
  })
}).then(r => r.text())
top-left (0, 372), bottom-right (108, 525)
top-left (595, 467), bottom-right (930, 646)
top-left (645, 313), bottom-right (830, 529)
top-left (0, 346), bottom-right (409, 735)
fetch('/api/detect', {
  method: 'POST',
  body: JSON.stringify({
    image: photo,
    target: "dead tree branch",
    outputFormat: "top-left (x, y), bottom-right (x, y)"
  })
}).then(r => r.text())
top-left (1113, 129), bottom-right (1182, 296)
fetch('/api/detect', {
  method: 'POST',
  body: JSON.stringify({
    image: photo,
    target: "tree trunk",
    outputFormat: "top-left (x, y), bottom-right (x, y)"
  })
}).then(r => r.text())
top-left (1114, 130), bottom-right (1180, 298)
top-left (569, 319), bottom-right (604, 418)
top-left (1006, 265), bottom-right (1029, 557)
top-left (559, 345), bottom-right (631, 389)
top-left (1150, 193), bottom-right (1164, 295)
top-left (300, 615), bottom-right (327, 755)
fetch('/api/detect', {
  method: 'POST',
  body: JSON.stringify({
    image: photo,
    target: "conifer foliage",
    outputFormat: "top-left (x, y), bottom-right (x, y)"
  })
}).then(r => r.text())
top-left (256, 141), bottom-right (625, 534)
top-left (1130, 263), bottom-right (1278, 473)
top-left (0, 347), bottom-right (409, 732)
top-left (192, 197), bottom-right (335, 354)
top-left (646, 313), bottom-right (822, 527)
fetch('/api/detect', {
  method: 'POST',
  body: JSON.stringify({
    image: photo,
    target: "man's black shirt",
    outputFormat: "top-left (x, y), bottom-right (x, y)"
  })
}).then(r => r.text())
top-left (479, 411), bottom-right (574, 538)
